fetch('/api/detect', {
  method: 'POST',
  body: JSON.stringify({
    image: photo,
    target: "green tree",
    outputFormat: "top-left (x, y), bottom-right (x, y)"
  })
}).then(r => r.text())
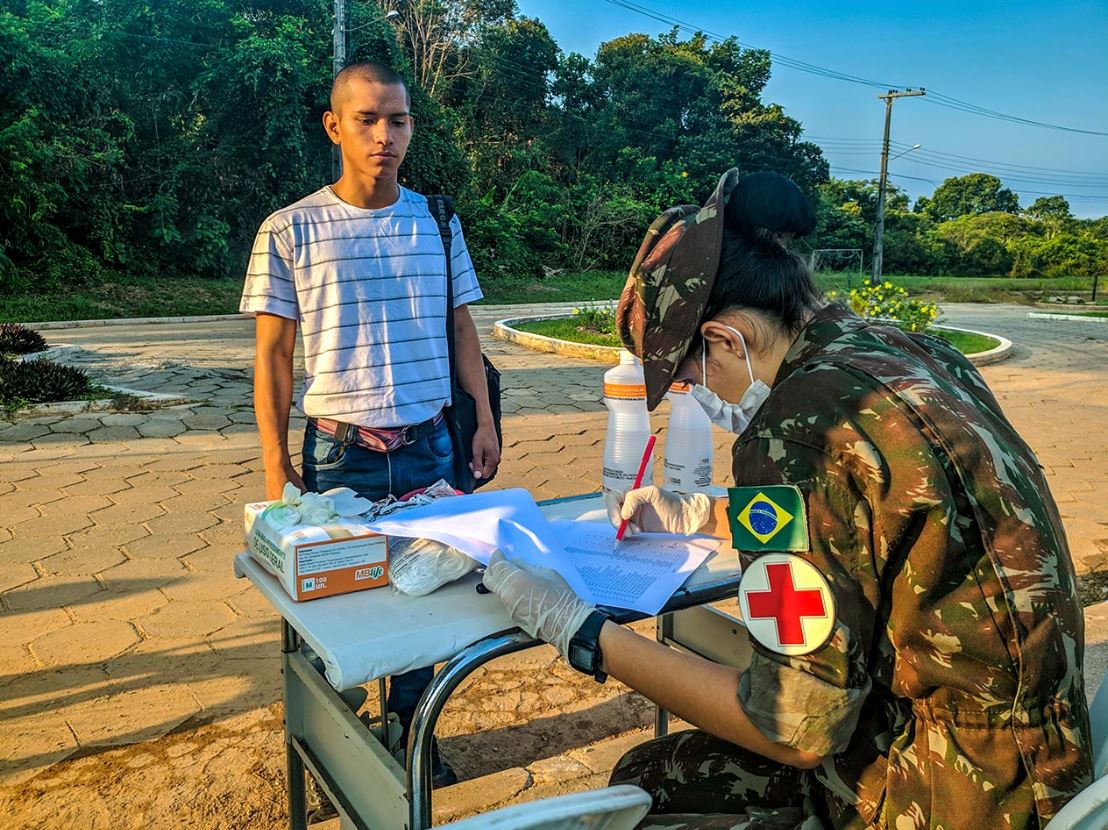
top-left (1025, 195), bottom-right (1071, 221)
top-left (923, 173), bottom-right (1021, 222)
top-left (958, 238), bottom-right (1014, 276)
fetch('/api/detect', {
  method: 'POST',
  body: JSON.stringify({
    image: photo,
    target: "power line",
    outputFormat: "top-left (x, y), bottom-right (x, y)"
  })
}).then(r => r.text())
top-left (884, 141), bottom-right (1108, 181)
top-left (922, 91), bottom-right (1108, 138)
top-left (891, 154), bottom-right (1108, 189)
top-left (829, 166), bottom-right (1108, 201)
top-left (830, 166), bottom-right (937, 185)
top-left (599, 0), bottom-right (1108, 137)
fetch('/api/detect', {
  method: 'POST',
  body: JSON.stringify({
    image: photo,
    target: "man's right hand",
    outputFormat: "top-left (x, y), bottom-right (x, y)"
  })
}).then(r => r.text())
top-left (265, 459), bottom-right (305, 500)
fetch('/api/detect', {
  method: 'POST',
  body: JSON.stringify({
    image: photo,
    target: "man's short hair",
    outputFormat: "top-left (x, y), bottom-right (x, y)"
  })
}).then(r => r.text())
top-left (330, 62), bottom-right (412, 112)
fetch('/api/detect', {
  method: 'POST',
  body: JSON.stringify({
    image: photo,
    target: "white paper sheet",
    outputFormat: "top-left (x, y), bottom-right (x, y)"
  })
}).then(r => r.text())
top-left (362, 489), bottom-right (592, 597)
top-left (363, 489), bottom-right (720, 614)
top-left (549, 520), bottom-right (719, 614)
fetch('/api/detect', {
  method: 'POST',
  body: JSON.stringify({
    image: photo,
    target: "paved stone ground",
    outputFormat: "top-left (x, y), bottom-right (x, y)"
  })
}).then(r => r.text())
top-left (1, 303), bottom-right (1106, 829)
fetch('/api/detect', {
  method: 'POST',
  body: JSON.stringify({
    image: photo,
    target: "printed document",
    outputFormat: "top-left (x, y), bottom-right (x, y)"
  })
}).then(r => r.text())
top-left (549, 520), bottom-right (718, 615)
top-left (364, 489), bottom-right (720, 613)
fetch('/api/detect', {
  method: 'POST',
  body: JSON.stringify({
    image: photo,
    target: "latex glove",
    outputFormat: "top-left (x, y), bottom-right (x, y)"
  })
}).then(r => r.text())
top-left (619, 486), bottom-right (712, 536)
top-left (604, 490), bottom-right (625, 527)
top-left (263, 482), bottom-right (373, 530)
top-left (482, 551), bottom-right (595, 660)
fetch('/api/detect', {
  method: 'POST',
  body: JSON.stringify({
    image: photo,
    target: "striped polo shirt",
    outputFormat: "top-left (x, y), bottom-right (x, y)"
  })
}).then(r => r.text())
top-left (240, 186), bottom-right (482, 428)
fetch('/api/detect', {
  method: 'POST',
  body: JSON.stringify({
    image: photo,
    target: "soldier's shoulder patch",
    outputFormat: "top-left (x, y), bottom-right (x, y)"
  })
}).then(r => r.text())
top-left (727, 485), bottom-right (809, 552)
top-left (739, 553), bottom-right (835, 656)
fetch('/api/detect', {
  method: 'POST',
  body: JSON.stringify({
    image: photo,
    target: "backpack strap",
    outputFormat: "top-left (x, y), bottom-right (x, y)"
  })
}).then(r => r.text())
top-left (427, 195), bottom-right (458, 387)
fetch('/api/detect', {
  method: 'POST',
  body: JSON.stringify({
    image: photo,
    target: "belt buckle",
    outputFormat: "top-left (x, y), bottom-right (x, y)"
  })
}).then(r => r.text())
top-left (399, 424), bottom-right (418, 446)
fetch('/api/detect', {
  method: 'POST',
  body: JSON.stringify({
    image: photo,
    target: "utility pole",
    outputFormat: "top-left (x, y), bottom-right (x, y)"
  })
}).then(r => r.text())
top-left (871, 88), bottom-right (925, 285)
top-left (331, 0), bottom-right (347, 182)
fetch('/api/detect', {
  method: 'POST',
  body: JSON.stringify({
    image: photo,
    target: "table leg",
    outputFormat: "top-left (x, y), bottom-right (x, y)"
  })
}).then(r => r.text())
top-left (379, 677), bottom-right (391, 752)
top-left (287, 740), bottom-right (308, 830)
top-left (406, 630), bottom-right (536, 830)
top-left (654, 615), bottom-right (669, 738)
top-left (283, 620), bottom-right (308, 830)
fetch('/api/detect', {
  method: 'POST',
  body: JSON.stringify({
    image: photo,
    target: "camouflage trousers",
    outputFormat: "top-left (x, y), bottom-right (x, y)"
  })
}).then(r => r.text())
top-left (609, 730), bottom-right (827, 830)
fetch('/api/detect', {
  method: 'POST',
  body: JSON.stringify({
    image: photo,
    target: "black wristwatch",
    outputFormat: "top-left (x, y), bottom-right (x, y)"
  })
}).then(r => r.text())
top-left (567, 610), bottom-right (610, 682)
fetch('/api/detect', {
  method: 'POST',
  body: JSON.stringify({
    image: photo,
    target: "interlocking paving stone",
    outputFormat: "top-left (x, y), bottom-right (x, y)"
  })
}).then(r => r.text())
top-left (0, 562), bottom-right (39, 593)
top-left (0, 608), bottom-right (74, 650)
top-left (30, 620), bottom-right (140, 667)
top-left (2, 575), bottom-right (103, 614)
top-left (137, 600), bottom-right (238, 640)
top-left (0, 535), bottom-right (69, 563)
top-left (39, 546), bottom-right (127, 577)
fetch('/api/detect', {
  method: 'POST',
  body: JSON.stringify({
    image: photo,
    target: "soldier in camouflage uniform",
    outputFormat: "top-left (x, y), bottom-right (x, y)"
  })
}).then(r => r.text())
top-left (481, 170), bottom-right (1092, 830)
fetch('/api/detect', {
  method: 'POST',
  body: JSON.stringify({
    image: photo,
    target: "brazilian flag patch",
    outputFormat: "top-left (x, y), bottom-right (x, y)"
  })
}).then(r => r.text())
top-left (727, 485), bottom-right (809, 552)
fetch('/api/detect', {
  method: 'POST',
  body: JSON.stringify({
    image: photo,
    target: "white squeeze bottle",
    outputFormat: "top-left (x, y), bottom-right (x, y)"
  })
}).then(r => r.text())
top-left (602, 350), bottom-right (654, 498)
top-left (663, 382), bottom-right (713, 493)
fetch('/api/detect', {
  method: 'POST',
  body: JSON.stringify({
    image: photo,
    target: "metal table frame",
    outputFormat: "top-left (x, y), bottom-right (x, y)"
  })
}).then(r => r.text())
top-left (275, 494), bottom-right (748, 830)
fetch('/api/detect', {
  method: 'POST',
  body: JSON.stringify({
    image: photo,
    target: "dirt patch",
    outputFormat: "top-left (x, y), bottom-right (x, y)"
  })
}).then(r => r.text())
top-left (0, 653), bottom-right (652, 830)
top-left (0, 707), bottom-right (289, 830)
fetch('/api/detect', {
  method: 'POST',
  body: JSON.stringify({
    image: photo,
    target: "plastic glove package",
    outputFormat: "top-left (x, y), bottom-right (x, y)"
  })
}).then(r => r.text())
top-left (378, 481), bottom-right (478, 597)
top-left (388, 537), bottom-right (477, 597)
top-left (244, 484), bottom-right (388, 602)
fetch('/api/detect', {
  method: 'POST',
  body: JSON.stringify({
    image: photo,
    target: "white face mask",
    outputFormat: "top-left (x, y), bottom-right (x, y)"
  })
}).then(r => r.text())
top-left (690, 325), bottom-right (771, 435)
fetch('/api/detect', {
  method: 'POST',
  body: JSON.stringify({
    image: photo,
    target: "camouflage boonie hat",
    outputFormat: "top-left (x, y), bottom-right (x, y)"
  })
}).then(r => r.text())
top-left (616, 168), bottom-right (741, 410)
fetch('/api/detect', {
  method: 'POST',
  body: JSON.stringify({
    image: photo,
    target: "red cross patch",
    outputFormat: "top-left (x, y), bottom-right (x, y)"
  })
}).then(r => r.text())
top-left (738, 554), bottom-right (835, 656)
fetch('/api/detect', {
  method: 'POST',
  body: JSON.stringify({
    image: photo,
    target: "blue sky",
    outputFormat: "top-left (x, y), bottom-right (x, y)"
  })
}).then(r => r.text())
top-left (516, 0), bottom-right (1108, 217)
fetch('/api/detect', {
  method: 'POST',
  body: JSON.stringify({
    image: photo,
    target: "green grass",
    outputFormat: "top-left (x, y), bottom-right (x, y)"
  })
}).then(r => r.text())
top-left (932, 328), bottom-right (1000, 354)
top-left (517, 316), bottom-right (1000, 357)
top-left (0, 267), bottom-right (1097, 323)
top-left (0, 275), bottom-right (244, 323)
top-left (514, 317), bottom-right (622, 347)
top-left (815, 273), bottom-right (1098, 305)
top-left (0, 270), bottom-right (627, 322)
top-left (477, 270), bottom-right (626, 305)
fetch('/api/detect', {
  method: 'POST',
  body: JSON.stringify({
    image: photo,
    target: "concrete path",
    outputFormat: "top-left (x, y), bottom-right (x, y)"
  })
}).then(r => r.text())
top-left (1, 302), bottom-right (1105, 828)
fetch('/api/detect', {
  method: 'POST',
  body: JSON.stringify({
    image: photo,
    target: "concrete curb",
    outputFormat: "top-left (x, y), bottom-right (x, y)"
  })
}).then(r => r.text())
top-left (27, 313), bottom-right (248, 330)
top-left (5, 345), bottom-right (187, 418)
top-left (21, 300), bottom-right (615, 331)
top-left (20, 301), bottom-right (616, 331)
top-left (496, 316), bottom-right (1013, 367)
top-left (493, 316), bottom-right (623, 363)
top-left (6, 386), bottom-right (191, 419)
top-left (1032, 302), bottom-right (1105, 311)
top-left (1028, 311), bottom-right (1108, 324)
top-left (14, 345), bottom-right (78, 363)
top-left (3, 381), bottom-right (190, 420)
top-left (931, 324), bottom-right (1013, 366)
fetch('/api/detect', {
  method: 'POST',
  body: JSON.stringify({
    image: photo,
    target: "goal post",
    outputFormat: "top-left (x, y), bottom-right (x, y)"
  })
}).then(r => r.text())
top-left (809, 248), bottom-right (865, 290)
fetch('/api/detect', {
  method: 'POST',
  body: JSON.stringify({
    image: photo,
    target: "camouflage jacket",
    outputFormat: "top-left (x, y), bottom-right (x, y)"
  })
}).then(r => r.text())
top-left (731, 303), bottom-right (1091, 829)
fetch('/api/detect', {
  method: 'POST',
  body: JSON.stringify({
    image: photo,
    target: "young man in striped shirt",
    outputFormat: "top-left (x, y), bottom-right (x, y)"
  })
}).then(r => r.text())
top-left (240, 62), bottom-right (499, 802)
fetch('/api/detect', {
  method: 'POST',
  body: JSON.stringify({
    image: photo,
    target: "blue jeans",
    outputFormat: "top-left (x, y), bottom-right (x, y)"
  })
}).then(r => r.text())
top-left (301, 417), bottom-right (455, 728)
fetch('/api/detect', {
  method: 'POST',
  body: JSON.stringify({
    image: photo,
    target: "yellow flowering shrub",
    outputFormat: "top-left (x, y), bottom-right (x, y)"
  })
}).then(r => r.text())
top-left (845, 281), bottom-right (940, 333)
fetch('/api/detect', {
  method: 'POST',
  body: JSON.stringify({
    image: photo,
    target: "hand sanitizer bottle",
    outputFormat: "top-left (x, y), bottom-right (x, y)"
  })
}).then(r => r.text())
top-left (663, 382), bottom-right (713, 493)
top-left (602, 350), bottom-right (653, 498)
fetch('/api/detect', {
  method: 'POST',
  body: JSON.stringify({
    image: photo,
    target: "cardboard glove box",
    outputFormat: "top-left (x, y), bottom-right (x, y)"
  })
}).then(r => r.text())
top-left (244, 501), bottom-right (388, 601)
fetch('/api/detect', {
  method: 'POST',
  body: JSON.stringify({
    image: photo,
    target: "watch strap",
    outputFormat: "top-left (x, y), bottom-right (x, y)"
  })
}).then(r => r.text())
top-left (568, 609), bottom-right (610, 682)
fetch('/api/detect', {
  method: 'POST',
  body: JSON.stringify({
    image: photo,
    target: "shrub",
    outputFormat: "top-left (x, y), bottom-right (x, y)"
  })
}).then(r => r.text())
top-left (846, 281), bottom-right (940, 332)
top-left (571, 305), bottom-right (617, 334)
top-left (0, 323), bottom-right (47, 355)
top-left (0, 357), bottom-right (91, 405)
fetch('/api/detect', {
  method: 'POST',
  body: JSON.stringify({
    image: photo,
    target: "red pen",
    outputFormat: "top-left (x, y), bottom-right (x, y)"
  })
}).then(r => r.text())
top-left (615, 434), bottom-right (657, 543)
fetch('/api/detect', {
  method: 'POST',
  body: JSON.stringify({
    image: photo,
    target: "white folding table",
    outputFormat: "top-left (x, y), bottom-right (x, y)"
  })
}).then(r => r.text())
top-left (234, 493), bottom-right (748, 830)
